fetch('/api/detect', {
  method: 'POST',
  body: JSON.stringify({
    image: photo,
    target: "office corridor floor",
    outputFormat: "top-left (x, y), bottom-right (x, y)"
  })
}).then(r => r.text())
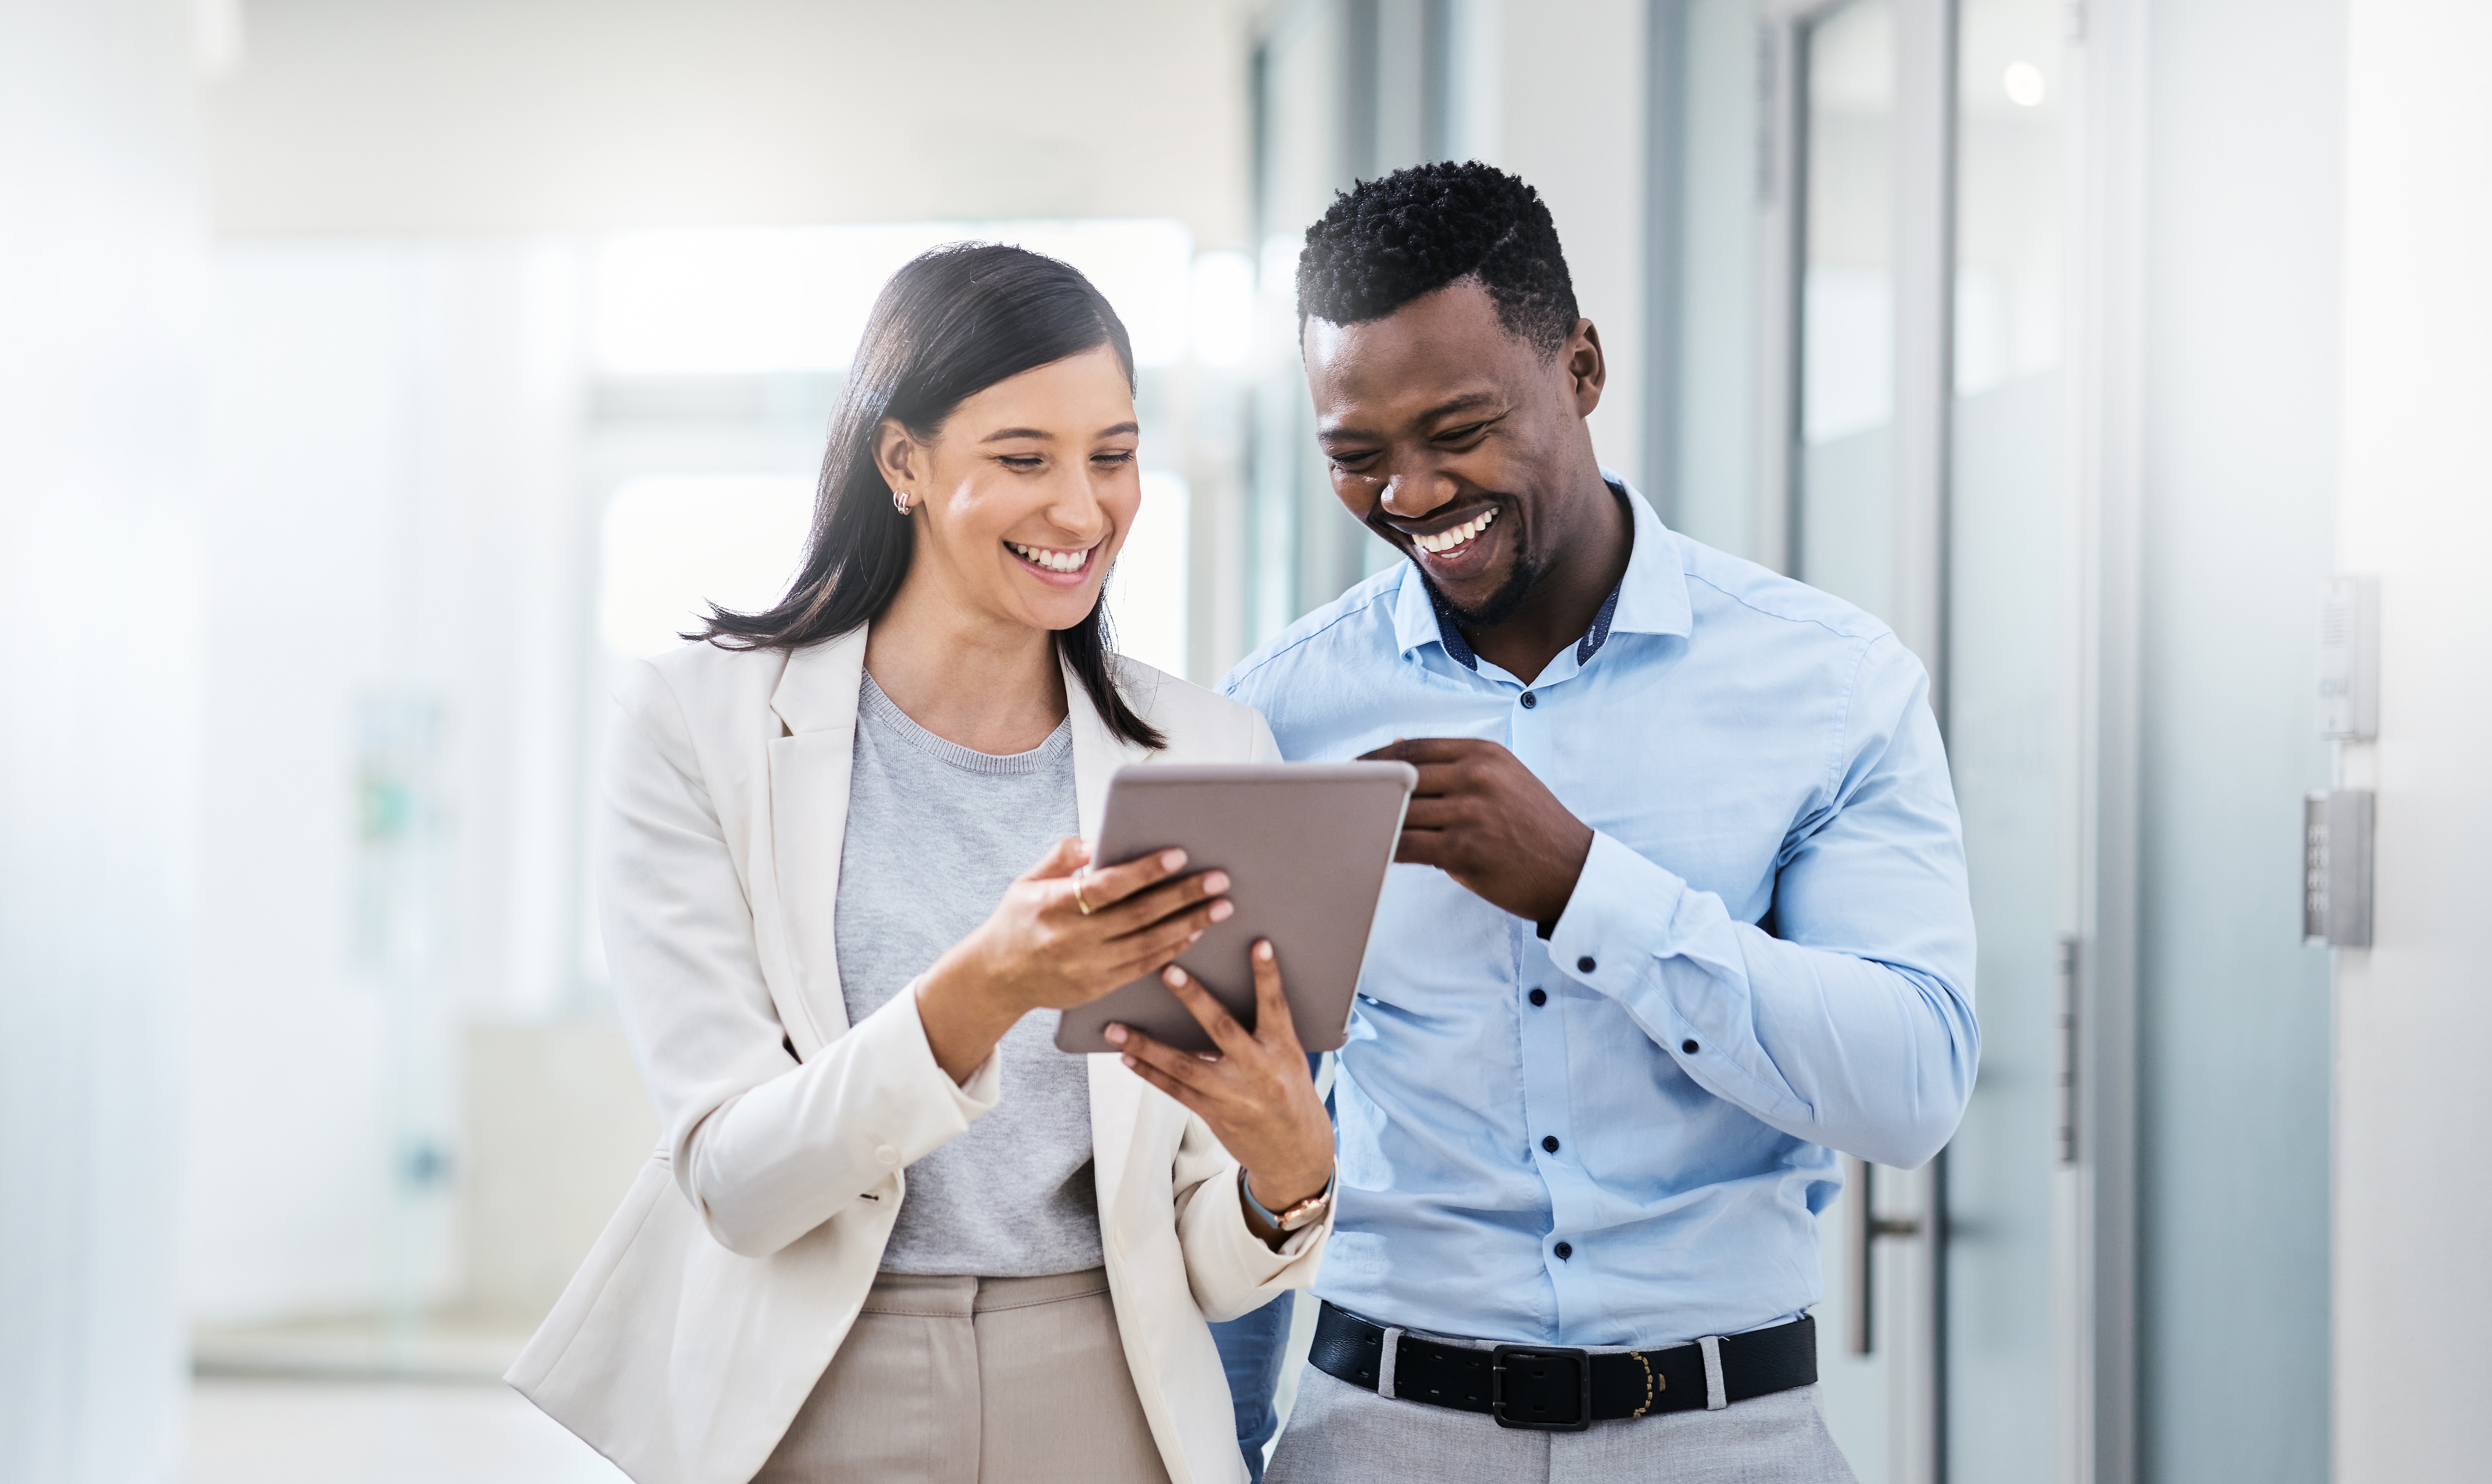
top-left (189, 1378), bottom-right (627, 1484)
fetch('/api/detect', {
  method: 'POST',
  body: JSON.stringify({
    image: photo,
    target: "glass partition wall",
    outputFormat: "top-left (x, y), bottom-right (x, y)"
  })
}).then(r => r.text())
top-left (1941, 2), bottom-right (2069, 1479)
top-left (1791, 13), bottom-right (1923, 1475)
top-left (1685, 1), bottom-right (2082, 1480)
top-left (1796, 0), bottom-right (1900, 624)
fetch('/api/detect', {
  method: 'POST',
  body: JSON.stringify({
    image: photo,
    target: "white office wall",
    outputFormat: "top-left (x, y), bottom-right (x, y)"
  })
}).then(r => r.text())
top-left (0, 0), bottom-right (202, 1477)
top-left (2333, 2), bottom-right (2492, 1475)
top-left (205, 0), bottom-right (1254, 249)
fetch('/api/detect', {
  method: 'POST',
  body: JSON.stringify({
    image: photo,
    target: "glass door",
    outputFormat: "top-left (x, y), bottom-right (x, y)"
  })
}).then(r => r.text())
top-left (1787, 4), bottom-right (1914, 1480)
top-left (1941, 1), bottom-right (2069, 1479)
top-left (1780, 2), bottom-right (1951, 1479)
top-left (1764, 0), bottom-right (2077, 1480)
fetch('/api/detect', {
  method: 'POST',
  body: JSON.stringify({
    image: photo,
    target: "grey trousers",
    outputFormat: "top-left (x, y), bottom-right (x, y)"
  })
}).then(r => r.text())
top-left (1265, 1364), bottom-right (1859, 1484)
top-left (751, 1267), bottom-right (1173, 1484)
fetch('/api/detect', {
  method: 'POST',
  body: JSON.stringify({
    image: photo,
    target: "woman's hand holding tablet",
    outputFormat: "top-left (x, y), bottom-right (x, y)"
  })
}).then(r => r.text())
top-left (912, 835), bottom-right (1233, 1084)
top-left (1105, 943), bottom-right (1338, 1232)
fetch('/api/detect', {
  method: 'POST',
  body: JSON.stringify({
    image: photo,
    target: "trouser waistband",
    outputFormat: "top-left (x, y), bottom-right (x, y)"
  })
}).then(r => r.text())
top-left (860, 1266), bottom-right (1111, 1319)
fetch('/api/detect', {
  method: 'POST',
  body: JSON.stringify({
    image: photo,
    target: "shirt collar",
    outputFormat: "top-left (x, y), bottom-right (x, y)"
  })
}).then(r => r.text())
top-left (1390, 471), bottom-right (1693, 669)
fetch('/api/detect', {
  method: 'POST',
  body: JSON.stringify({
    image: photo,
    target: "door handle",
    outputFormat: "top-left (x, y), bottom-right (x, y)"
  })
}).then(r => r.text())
top-left (1844, 1153), bottom-right (1920, 1356)
top-left (2056, 933), bottom-right (2080, 1164)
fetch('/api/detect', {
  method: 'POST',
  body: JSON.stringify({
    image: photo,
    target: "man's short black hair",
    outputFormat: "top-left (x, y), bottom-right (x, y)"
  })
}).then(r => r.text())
top-left (1295, 160), bottom-right (1579, 357)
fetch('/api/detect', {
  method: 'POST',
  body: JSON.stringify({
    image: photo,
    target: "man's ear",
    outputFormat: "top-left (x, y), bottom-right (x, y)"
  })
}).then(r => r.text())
top-left (1564, 319), bottom-right (1607, 417)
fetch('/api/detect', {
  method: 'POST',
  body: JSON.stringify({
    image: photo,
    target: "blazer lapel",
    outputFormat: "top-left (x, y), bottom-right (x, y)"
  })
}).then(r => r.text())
top-left (1070, 656), bottom-right (1162, 1225)
top-left (763, 625), bottom-right (871, 1059)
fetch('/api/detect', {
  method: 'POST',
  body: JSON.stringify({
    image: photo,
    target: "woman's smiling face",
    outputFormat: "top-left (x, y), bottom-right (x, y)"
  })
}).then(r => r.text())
top-left (877, 343), bottom-right (1142, 635)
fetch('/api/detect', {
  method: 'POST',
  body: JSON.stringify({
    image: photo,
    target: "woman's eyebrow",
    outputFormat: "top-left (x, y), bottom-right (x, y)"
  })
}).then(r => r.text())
top-left (979, 420), bottom-right (1138, 444)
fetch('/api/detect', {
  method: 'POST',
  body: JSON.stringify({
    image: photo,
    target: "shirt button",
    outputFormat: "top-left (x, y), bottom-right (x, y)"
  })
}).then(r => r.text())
top-left (1682, 1038), bottom-right (1700, 1055)
top-left (1576, 956), bottom-right (1596, 973)
top-left (874, 1144), bottom-right (900, 1166)
top-left (1554, 1241), bottom-right (1573, 1260)
top-left (1520, 691), bottom-right (1537, 709)
top-left (1528, 987), bottom-right (1547, 1007)
top-left (1542, 1135), bottom-right (1560, 1154)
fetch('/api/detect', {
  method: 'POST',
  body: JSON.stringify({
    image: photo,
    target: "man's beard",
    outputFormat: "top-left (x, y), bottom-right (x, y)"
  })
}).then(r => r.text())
top-left (1409, 516), bottom-right (1539, 630)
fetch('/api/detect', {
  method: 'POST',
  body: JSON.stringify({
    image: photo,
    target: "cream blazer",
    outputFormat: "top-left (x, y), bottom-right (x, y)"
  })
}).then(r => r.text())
top-left (508, 626), bottom-right (1332, 1484)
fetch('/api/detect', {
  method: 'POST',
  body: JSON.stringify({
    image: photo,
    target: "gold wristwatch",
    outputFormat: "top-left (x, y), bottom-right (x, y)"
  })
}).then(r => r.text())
top-left (1241, 1166), bottom-right (1337, 1233)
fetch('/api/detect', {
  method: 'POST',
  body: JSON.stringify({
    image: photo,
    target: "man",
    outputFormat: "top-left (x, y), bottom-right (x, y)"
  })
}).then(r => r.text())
top-left (1215, 162), bottom-right (1978, 1482)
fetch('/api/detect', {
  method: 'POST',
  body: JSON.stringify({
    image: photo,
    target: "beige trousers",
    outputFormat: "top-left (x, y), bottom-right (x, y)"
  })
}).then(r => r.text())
top-left (750, 1267), bottom-right (1174, 1484)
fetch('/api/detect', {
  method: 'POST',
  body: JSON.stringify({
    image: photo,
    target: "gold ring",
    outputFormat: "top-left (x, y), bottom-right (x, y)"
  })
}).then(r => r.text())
top-left (1073, 869), bottom-right (1095, 915)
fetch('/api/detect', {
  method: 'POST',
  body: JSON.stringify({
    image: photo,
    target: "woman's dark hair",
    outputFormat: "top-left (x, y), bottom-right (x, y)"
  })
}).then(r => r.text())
top-left (696, 243), bottom-right (1164, 749)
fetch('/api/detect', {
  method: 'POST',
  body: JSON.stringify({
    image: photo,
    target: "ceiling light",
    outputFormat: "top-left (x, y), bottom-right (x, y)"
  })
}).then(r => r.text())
top-left (2003, 61), bottom-right (2047, 108)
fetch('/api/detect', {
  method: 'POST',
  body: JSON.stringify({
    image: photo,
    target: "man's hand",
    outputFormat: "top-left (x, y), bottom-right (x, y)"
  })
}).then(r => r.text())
top-left (1360, 738), bottom-right (1594, 932)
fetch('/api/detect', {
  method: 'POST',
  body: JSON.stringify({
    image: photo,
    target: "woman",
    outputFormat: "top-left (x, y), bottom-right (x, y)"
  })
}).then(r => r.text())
top-left (510, 246), bottom-right (1338, 1484)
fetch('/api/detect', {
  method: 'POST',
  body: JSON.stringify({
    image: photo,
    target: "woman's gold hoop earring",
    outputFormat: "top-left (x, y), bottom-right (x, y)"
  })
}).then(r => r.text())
top-left (891, 489), bottom-right (911, 514)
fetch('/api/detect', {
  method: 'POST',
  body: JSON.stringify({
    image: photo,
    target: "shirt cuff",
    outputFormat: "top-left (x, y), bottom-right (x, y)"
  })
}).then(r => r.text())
top-left (1545, 831), bottom-right (1810, 1125)
top-left (1546, 829), bottom-right (1692, 988)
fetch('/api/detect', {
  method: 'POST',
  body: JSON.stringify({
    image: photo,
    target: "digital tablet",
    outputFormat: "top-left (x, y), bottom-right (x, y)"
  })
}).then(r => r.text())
top-left (1054, 762), bottom-right (1417, 1056)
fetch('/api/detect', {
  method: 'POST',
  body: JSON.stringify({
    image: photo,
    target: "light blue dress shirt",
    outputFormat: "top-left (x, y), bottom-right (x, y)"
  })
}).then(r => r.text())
top-left (1220, 479), bottom-right (1978, 1349)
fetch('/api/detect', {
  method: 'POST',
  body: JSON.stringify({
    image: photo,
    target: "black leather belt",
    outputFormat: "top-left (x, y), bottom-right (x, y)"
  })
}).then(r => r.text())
top-left (1308, 1302), bottom-right (1818, 1431)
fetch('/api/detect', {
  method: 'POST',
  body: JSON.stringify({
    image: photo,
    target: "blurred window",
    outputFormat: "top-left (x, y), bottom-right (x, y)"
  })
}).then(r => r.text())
top-left (1108, 472), bottom-right (1192, 678)
top-left (590, 220), bottom-right (1197, 376)
top-left (599, 474), bottom-right (816, 658)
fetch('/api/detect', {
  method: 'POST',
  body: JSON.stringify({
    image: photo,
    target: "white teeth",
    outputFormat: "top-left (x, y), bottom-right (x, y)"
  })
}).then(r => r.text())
top-left (1416, 506), bottom-right (1496, 555)
top-left (1009, 541), bottom-right (1090, 573)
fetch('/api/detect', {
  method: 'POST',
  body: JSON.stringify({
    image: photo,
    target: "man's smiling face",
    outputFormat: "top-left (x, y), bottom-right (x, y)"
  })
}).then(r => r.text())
top-left (1301, 276), bottom-right (1604, 627)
